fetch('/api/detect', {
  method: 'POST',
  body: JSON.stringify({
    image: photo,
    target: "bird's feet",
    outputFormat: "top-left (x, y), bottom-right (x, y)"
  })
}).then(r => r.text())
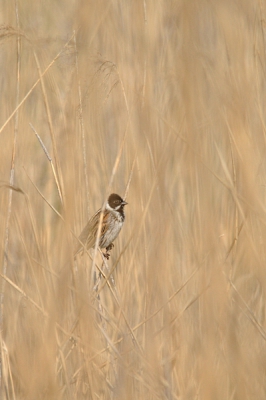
top-left (106, 243), bottom-right (114, 251)
top-left (104, 243), bottom-right (114, 260)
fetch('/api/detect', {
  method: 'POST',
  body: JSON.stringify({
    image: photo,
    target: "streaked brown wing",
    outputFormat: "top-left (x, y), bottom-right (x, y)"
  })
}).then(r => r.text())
top-left (74, 209), bottom-right (109, 256)
top-left (99, 212), bottom-right (110, 238)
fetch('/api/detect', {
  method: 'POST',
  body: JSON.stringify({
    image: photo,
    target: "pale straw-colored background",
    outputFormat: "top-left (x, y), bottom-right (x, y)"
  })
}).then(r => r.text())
top-left (1, 1), bottom-right (266, 399)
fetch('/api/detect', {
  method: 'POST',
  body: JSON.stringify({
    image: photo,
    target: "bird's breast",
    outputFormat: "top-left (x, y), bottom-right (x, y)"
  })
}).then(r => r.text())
top-left (99, 216), bottom-right (123, 249)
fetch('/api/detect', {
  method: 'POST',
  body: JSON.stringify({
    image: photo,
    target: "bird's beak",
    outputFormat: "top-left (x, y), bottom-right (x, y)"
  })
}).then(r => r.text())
top-left (122, 200), bottom-right (128, 206)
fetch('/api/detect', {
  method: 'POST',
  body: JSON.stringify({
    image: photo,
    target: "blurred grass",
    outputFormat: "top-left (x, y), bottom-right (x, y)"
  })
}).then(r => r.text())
top-left (1, 0), bottom-right (266, 399)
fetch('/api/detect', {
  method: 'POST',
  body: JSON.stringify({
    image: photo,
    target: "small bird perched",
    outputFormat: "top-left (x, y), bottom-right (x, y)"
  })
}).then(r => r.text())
top-left (74, 193), bottom-right (128, 259)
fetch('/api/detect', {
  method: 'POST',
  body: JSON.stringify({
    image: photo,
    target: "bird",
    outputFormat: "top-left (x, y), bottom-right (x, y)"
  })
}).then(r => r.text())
top-left (74, 193), bottom-right (128, 259)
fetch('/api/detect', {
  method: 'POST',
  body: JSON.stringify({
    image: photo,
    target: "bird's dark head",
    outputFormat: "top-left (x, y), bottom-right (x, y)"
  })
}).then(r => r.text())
top-left (108, 193), bottom-right (128, 211)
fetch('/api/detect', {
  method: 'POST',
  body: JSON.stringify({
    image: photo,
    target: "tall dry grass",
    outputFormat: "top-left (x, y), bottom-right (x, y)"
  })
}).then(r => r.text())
top-left (1, 1), bottom-right (266, 399)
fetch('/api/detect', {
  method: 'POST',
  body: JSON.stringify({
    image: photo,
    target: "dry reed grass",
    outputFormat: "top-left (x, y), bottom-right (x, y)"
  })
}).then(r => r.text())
top-left (1, 1), bottom-right (266, 399)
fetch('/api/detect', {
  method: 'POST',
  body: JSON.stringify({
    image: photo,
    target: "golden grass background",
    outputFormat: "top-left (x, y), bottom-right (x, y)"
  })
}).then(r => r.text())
top-left (1, 1), bottom-right (266, 398)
